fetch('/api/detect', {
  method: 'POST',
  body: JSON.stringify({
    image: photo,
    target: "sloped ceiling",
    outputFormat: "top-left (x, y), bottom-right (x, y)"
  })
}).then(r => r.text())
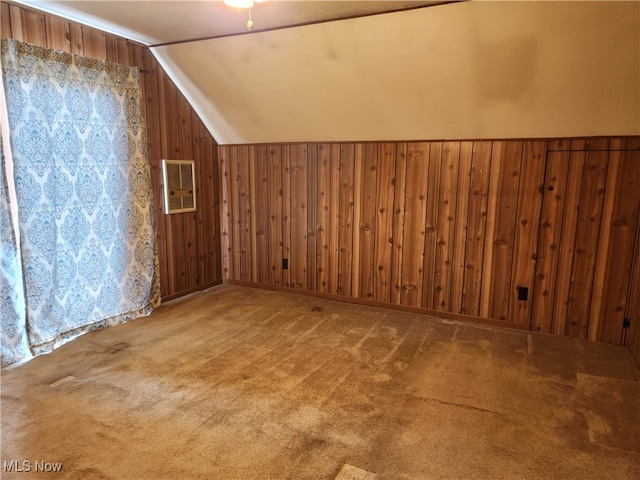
top-left (10, 1), bottom-right (640, 145)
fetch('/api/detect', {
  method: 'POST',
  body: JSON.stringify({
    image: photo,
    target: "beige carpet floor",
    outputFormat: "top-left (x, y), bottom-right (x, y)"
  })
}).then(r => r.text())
top-left (1, 284), bottom-right (639, 479)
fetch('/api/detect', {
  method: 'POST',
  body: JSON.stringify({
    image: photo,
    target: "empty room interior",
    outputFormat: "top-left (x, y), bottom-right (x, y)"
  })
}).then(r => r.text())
top-left (1, 1), bottom-right (640, 479)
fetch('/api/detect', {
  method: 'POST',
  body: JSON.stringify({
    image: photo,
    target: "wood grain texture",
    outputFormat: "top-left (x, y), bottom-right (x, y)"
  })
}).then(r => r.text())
top-left (268, 146), bottom-right (284, 286)
top-left (306, 146), bottom-right (317, 291)
top-left (551, 151), bottom-right (585, 336)
top-left (328, 144), bottom-right (341, 295)
top-left (220, 146), bottom-right (233, 280)
top-left (627, 201), bottom-right (640, 365)
top-left (433, 142), bottom-right (460, 311)
top-left (588, 151), bottom-right (640, 343)
top-left (400, 143), bottom-right (429, 307)
top-left (1, 2), bottom-right (11, 38)
top-left (209, 138), bottom-right (639, 345)
top-left (509, 141), bottom-right (546, 327)
top-left (357, 143), bottom-right (378, 299)
top-left (422, 142), bottom-right (441, 310)
top-left (391, 143), bottom-right (407, 305)
top-left (531, 151), bottom-right (570, 333)
top-left (338, 144), bottom-right (355, 296)
top-left (289, 144), bottom-right (308, 289)
top-left (373, 143), bottom-right (396, 303)
top-left (316, 144), bottom-right (332, 294)
top-left (462, 141), bottom-right (492, 316)
top-left (481, 141), bottom-right (523, 321)
top-left (451, 142), bottom-right (473, 314)
top-left (254, 146), bottom-right (270, 285)
top-left (565, 150), bottom-right (608, 338)
top-left (44, 15), bottom-right (71, 51)
top-left (237, 146), bottom-right (252, 282)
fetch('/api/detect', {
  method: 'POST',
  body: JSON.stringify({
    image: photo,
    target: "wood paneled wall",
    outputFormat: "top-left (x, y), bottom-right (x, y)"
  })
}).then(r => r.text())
top-left (1, 2), bottom-right (222, 300)
top-left (219, 138), bottom-right (640, 347)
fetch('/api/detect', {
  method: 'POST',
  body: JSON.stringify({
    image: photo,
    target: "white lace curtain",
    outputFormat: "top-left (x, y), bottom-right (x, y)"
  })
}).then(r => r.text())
top-left (0, 39), bottom-right (160, 366)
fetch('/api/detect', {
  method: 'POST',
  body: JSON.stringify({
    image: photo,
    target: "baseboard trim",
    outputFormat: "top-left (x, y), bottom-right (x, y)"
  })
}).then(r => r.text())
top-left (161, 280), bottom-right (224, 303)
top-left (223, 279), bottom-right (528, 332)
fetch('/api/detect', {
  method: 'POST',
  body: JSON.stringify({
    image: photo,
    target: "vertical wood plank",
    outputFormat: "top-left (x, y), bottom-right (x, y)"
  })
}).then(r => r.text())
top-left (462, 141), bottom-right (492, 316)
top-left (401, 143), bottom-right (429, 307)
top-left (626, 204), bottom-right (640, 361)
top-left (81, 26), bottom-right (107, 60)
top-left (282, 147), bottom-right (292, 287)
top-left (141, 47), bottom-right (169, 296)
top-left (129, 43), bottom-right (147, 122)
top-left (211, 141), bottom-right (222, 285)
top-left (373, 143), bottom-right (396, 303)
top-left (177, 93), bottom-right (196, 290)
top-left (551, 151), bottom-right (585, 336)
top-left (588, 151), bottom-right (640, 343)
top-left (480, 141), bottom-right (523, 321)
top-left (565, 150), bottom-right (608, 338)
top-left (328, 144), bottom-right (341, 295)
top-left (116, 38), bottom-right (132, 66)
top-left (306, 144), bottom-right (317, 291)
top-left (338, 144), bottom-right (355, 296)
top-left (219, 146), bottom-right (233, 281)
top-left (357, 143), bottom-right (378, 299)
top-left (197, 118), bottom-right (218, 285)
top-left (12, 6), bottom-right (46, 45)
top-left (105, 35), bottom-right (118, 63)
top-left (531, 151), bottom-right (571, 333)
top-left (158, 70), bottom-right (178, 294)
top-left (230, 146), bottom-right (241, 281)
top-left (509, 141), bottom-right (547, 327)
top-left (66, 21), bottom-right (83, 55)
top-left (237, 146), bottom-right (252, 282)
top-left (8, 5), bottom-right (23, 41)
top-left (249, 145), bottom-right (258, 283)
top-left (255, 145), bottom-right (270, 284)
top-left (351, 144), bottom-right (363, 297)
top-left (1, 2), bottom-right (12, 38)
top-left (391, 143), bottom-right (407, 305)
top-left (192, 111), bottom-right (205, 287)
top-left (316, 144), bottom-right (332, 293)
top-left (422, 142), bottom-right (441, 310)
top-left (289, 144), bottom-right (307, 288)
top-left (433, 142), bottom-right (461, 311)
top-left (44, 15), bottom-right (71, 52)
top-left (451, 141), bottom-right (473, 313)
top-left (268, 146), bottom-right (283, 286)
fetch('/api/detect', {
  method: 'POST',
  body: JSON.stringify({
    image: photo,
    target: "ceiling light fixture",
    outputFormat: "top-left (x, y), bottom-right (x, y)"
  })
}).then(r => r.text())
top-left (224, 0), bottom-right (266, 30)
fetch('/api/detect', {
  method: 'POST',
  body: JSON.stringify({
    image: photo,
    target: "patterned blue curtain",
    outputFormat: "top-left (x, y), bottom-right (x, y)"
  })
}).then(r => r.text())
top-left (1, 39), bottom-right (160, 364)
top-left (0, 132), bottom-right (31, 366)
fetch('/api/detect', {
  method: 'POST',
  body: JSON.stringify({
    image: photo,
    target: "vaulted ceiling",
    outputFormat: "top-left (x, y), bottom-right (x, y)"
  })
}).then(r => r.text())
top-left (9, 1), bottom-right (640, 144)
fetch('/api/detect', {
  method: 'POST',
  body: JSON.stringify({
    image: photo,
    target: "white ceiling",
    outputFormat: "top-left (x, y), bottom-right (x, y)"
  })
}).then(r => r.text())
top-left (9, 0), bottom-right (454, 46)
